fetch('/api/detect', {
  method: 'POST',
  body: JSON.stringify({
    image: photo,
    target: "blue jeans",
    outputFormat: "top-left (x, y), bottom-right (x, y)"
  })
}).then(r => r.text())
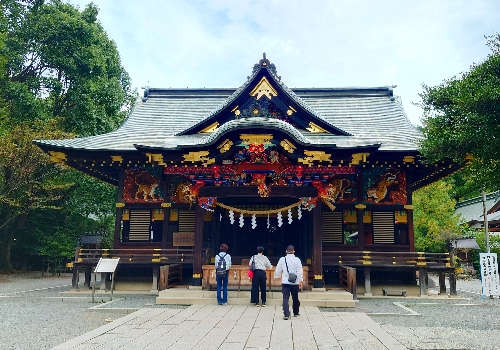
top-left (216, 273), bottom-right (228, 304)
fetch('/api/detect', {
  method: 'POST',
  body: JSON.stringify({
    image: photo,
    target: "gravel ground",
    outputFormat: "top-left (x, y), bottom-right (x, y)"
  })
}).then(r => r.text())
top-left (1, 272), bottom-right (499, 350)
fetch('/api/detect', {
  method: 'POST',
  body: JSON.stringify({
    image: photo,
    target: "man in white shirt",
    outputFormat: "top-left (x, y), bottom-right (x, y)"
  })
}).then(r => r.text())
top-left (274, 245), bottom-right (303, 319)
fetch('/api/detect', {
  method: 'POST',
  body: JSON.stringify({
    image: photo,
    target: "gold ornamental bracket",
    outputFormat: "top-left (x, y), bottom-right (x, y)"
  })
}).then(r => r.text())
top-left (111, 155), bottom-right (123, 163)
top-left (280, 139), bottom-right (296, 153)
top-left (146, 153), bottom-right (165, 165)
top-left (298, 150), bottom-right (332, 165)
top-left (249, 77), bottom-right (278, 100)
top-left (217, 139), bottom-right (234, 154)
top-left (350, 152), bottom-right (370, 166)
top-left (48, 151), bottom-right (67, 163)
top-left (403, 155), bottom-right (415, 164)
top-left (182, 151), bottom-right (215, 166)
top-left (199, 122), bottom-right (219, 133)
top-left (306, 122), bottom-right (330, 134)
top-left (239, 134), bottom-right (273, 146)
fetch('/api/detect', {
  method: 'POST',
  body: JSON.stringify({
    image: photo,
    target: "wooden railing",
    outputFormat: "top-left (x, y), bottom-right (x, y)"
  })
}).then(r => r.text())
top-left (75, 248), bottom-right (194, 264)
top-left (323, 250), bottom-right (452, 269)
top-left (339, 266), bottom-right (357, 299)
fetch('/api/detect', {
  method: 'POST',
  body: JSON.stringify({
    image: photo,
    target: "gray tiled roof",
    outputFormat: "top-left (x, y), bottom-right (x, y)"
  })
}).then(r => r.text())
top-left (455, 191), bottom-right (500, 224)
top-left (35, 87), bottom-right (421, 152)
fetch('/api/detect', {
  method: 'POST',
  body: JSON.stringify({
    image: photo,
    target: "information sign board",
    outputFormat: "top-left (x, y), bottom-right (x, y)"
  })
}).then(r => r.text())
top-left (480, 253), bottom-right (500, 298)
top-left (95, 258), bottom-right (120, 273)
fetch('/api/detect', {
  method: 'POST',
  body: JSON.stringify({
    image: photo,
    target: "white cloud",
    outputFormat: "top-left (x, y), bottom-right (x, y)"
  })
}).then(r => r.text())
top-left (67, 0), bottom-right (500, 125)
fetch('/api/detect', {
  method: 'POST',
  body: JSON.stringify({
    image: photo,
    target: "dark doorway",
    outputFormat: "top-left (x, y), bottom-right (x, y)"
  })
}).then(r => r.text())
top-left (218, 204), bottom-right (312, 261)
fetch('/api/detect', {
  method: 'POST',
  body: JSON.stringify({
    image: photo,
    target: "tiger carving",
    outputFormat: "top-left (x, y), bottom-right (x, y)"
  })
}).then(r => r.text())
top-left (367, 173), bottom-right (398, 203)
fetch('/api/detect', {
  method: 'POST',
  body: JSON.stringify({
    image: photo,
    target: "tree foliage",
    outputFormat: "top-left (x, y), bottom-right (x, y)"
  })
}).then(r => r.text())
top-left (413, 180), bottom-right (466, 252)
top-left (0, 0), bottom-right (134, 271)
top-left (418, 33), bottom-right (500, 194)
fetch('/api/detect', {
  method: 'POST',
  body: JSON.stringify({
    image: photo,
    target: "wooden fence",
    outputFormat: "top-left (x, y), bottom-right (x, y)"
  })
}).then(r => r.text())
top-left (75, 248), bottom-right (194, 264)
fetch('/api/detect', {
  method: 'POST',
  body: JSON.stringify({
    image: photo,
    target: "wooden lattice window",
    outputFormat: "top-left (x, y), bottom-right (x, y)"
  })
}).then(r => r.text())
top-left (129, 210), bottom-right (151, 241)
top-left (322, 211), bottom-right (343, 243)
top-left (372, 212), bottom-right (395, 244)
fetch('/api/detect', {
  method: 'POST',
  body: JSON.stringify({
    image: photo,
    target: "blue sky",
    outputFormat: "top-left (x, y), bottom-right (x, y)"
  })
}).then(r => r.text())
top-left (68, 0), bottom-right (500, 126)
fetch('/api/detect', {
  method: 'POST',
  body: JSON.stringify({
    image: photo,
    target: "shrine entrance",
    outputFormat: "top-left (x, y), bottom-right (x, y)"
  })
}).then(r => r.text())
top-left (217, 200), bottom-right (313, 261)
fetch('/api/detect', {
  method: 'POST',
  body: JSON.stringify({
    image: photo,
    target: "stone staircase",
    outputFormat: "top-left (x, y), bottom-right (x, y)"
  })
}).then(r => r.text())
top-left (156, 288), bottom-right (357, 307)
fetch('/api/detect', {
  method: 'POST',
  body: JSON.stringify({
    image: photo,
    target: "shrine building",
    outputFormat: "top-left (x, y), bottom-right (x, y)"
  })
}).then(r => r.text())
top-left (34, 55), bottom-right (460, 294)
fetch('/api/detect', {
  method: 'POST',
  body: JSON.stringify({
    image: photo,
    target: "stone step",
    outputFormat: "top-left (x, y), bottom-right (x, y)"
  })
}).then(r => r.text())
top-left (155, 296), bottom-right (358, 308)
top-left (157, 289), bottom-right (354, 301)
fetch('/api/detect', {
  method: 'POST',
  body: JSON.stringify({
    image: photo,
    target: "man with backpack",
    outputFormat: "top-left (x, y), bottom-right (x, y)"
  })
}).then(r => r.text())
top-left (274, 245), bottom-right (303, 320)
top-left (215, 243), bottom-right (232, 305)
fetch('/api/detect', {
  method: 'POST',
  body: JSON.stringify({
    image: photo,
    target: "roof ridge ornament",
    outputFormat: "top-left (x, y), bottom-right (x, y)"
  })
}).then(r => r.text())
top-left (252, 52), bottom-right (277, 75)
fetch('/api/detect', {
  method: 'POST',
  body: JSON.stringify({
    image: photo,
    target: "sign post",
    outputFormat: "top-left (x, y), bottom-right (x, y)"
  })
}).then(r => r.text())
top-left (92, 258), bottom-right (120, 302)
top-left (479, 253), bottom-right (500, 299)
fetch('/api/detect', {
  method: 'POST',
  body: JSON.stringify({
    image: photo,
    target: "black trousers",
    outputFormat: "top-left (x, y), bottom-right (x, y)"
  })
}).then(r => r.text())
top-left (281, 283), bottom-right (300, 317)
top-left (250, 270), bottom-right (267, 304)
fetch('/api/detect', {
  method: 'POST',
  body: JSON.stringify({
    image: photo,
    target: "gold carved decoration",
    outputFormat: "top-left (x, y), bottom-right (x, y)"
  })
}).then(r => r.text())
top-left (116, 202), bottom-right (125, 208)
top-left (298, 151), bottom-right (332, 165)
top-left (48, 151), bottom-right (66, 163)
top-left (287, 106), bottom-right (296, 116)
top-left (350, 153), bottom-right (370, 166)
top-left (355, 204), bottom-right (367, 209)
top-left (403, 156), bottom-right (415, 163)
top-left (404, 205), bottom-right (414, 210)
top-left (306, 122), bottom-right (330, 133)
top-left (146, 153), bottom-right (165, 165)
top-left (199, 122), bottom-right (219, 133)
top-left (217, 139), bottom-right (233, 153)
top-left (161, 203), bottom-right (172, 208)
top-left (111, 156), bottom-right (123, 162)
top-left (249, 77), bottom-right (278, 100)
top-left (239, 134), bottom-right (273, 146)
top-left (280, 139), bottom-right (296, 153)
top-left (182, 151), bottom-right (215, 165)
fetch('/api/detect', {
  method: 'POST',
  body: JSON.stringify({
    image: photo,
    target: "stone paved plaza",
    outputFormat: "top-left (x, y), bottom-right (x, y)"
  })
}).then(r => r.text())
top-left (53, 304), bottom-right (405, 350)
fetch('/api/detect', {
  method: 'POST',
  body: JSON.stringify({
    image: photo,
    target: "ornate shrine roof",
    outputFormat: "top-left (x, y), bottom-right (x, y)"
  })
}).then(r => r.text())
top-left (35, 55), bottom-right (421, 153)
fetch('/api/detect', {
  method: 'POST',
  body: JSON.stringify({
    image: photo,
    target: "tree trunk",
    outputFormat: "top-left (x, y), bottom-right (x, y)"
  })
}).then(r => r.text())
top-left (0, 213), bottom-right (27, 272)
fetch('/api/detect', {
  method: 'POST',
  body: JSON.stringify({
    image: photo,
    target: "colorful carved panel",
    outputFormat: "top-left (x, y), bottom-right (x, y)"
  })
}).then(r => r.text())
top-left (363, 168), bottom-right (407, 205)
top-left (122, 166), bottom-right (165, 203)
top-left (231, 143), bottom-right (290, 165)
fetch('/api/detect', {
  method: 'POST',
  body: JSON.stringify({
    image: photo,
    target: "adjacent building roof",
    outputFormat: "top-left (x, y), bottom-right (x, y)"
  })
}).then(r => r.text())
top-left (455, 191), bottom-right (500, 224)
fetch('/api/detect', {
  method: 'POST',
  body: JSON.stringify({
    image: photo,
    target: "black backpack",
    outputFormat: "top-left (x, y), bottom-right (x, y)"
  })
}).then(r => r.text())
top-left (216, 253), bottom-right (227, 277)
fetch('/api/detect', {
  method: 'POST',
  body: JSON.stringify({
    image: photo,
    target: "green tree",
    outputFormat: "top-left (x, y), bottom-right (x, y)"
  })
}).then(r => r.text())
top-left (0, 1), bottom-right (135, 271)
top-left (418, 33), bottom-right (500, 194)
top-left (413, 180), bottom-right (465, 252)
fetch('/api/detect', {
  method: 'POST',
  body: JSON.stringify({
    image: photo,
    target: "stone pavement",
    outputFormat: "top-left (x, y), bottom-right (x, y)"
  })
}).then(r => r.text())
top-left (52, 305), bottom-right (406, 350)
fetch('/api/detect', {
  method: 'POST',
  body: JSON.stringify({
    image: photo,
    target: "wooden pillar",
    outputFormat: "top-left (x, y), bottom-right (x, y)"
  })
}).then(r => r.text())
top-left (113, 170), bottom-right (125, 248)
top-left (439, 272), bottom-right (446, 295)
top-left (356, 169), bottom-right (365, 249)
top-left (419, 267), bottom-right (427, 296)
top-left (312, 201), bottom-right (323, 289)
top-left (151, 266), bottom-right (159, 292)
top-left (448, 242), bottom-right (457, 296)
top-left (364, 267), bottom-right (372, 296)
top-left (71, 264), bottom-right (80, 290)
top-left (161, 207), bottom-right (170, 249)
top-left (84, 266), bottom-right (92, 289)
top-left (406, 171), bottom-right (414, 251)
top-left (193, 205), bottom-right (204, 286)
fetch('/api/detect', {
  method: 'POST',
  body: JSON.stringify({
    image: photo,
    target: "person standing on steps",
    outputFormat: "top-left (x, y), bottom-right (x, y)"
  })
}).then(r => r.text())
top-left (215, 243), bottom-right (232, 306)
top-left (274, 245), bottom-right (303, 320)
top-left (249, 246), bottom-right (272, 307)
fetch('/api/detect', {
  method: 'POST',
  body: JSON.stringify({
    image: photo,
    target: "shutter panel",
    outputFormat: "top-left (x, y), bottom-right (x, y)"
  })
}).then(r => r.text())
top-left (372, 212), bottom-right (395, 244)
top-left (178, 210), bottom-right (195, 232)
top-left (322, 211), bottom-right (343, 243)
top-left (129, 210), bottom-right (151, 241)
